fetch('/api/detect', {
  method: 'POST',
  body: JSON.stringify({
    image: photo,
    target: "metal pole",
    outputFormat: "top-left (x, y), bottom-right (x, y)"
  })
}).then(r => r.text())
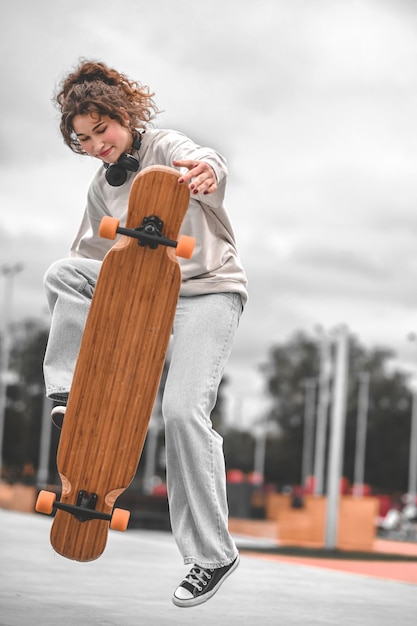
top-left (353, 371), bottom-right (370, 497)
top-left (301, 378), bottom-right (316, 490)
top-left (406, 333), bottom-right (417, 505)
top-left (0, 263), bottom-right (23, 478)
top-left (408, 389), bottom-right (417, 504)
top-left (37, 396), bottom-right (53, 488)
top-left (254, 429), bottom-right (266, 484)
top-left (313, 333), bottom-right (332, 495)
top-left (143, 394), bottom-right (162, 495)
top-left (325, 326), bottom-right (349, 549)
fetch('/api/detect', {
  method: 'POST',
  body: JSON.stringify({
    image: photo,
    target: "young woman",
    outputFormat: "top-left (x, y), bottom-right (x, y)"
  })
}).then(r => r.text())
top-left (43, 60), bottom-right (248, 608)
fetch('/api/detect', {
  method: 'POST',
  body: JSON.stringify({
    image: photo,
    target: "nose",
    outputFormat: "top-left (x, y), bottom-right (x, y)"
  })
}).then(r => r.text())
top-left (89, 137), bottom-right (104, 157)
top-left (93, 139), bottom-right (105, 157)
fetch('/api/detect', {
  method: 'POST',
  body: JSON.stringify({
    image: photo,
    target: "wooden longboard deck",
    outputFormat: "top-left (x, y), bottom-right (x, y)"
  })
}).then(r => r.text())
top-left (50, 165), bottom-right (190, 561)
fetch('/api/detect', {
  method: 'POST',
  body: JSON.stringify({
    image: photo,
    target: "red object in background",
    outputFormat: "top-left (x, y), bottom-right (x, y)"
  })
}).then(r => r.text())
top-left (226, 469), bottom-right (246, 484)
top-left (247, 471), bottom-right (264, 486)
top-left (304, 475), bottom-right (315, 494)
top-left (339, 477), bottom-right (350, 494)
top-left (152, 483), bottom-right (168, 497)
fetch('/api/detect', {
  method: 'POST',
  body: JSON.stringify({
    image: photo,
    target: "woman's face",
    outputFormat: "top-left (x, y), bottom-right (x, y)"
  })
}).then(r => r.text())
top-left (72, 113), bottom-right (132, 163)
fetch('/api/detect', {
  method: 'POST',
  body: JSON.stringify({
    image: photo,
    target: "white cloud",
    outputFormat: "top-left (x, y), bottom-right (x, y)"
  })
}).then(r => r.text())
top-left (1, 0), bottom-right (417, 424)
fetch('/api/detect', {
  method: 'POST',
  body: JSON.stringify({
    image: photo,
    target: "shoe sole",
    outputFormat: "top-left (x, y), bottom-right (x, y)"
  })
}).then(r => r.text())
top-left (51, 406), bottom-right (66, 430)
top-left (172, 554), bottom-right (240, 608)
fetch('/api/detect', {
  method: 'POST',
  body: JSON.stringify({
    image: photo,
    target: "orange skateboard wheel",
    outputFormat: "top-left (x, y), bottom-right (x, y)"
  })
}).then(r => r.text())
top-left (35, 490), bottom-right (56, 515)
top-left (110, 508), bottom-right (130, 532)
top-left (99, 216), bottom-right (120, 240)
top-left (175, 235), bottom-right (196, 259)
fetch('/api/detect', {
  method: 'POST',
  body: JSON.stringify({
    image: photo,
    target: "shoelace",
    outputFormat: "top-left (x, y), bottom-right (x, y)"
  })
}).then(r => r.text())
top-left (185, 566), bottom-right (214, 591)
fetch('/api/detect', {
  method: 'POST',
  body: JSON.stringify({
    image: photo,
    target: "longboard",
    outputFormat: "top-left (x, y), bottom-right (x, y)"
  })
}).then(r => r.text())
top-left (36, 165), bottom-right (193, 561)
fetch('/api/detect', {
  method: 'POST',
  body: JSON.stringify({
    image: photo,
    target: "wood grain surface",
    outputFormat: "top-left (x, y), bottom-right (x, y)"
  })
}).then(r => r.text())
top-left (50, 166), bottom-right (190, 561)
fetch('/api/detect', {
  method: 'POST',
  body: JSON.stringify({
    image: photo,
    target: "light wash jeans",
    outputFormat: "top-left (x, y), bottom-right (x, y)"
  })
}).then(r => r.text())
top-left (43, 257), bottom-right (242, 568)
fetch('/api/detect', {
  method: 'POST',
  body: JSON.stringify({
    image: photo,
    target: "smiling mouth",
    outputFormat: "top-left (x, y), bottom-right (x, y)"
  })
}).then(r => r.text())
top-left (99, 147), bottom-right (113, 159)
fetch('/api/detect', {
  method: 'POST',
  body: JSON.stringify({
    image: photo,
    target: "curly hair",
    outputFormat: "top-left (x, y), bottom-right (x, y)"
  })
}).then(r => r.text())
top-left (54, 59), bottom-right (159, 154)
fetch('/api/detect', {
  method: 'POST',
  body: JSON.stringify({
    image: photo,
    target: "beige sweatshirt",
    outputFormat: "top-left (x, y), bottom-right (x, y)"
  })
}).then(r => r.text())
top-left (70, 128), bottom-right (248, 306)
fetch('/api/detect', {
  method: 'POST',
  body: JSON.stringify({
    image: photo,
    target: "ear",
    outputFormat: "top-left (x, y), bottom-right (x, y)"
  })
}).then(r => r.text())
top-left (119, 107), bottom-right (130, 126)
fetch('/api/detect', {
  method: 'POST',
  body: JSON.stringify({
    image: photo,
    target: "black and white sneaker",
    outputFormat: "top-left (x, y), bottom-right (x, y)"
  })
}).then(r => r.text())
top-left (172, 554), bottom-right (239, 608)
top-left (51, 405), bottom-right (66, 430)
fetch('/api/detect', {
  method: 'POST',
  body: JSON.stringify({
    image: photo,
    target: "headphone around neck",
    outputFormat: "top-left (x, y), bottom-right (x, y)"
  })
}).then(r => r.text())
top-left (103, 133), bottom-right (142, 187)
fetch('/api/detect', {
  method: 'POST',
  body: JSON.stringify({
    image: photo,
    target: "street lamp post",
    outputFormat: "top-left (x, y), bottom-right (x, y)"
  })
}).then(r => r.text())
top-left (301, 378), bottom-right (316, 490)
top-left (253, 425), bottom-right (267, 486)
top-left (325, 325), bottom-right (349, 549)
top-left (406, 333), bottom-right (417, 505)
top-left (409, 386), bottom-right (417, 505)
top-left (313, 330), bottom-right (332, 495)
top-left (353, 371), bottom-right (370, 497)
top-left (0, 263), bottom-right (24, 478)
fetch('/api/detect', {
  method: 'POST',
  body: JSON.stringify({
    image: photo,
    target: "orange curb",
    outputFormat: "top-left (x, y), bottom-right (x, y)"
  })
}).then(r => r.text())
top-left (244, 552), bottom-right (417, 585)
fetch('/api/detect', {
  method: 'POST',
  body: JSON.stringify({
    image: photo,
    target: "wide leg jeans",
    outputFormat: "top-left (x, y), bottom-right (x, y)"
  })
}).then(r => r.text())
top-left (43, 257), bottom-right (241, 568)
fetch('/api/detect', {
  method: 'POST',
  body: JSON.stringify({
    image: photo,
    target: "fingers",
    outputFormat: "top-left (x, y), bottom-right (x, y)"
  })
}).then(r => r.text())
top-left (173, 160), bottom-right (217, 195)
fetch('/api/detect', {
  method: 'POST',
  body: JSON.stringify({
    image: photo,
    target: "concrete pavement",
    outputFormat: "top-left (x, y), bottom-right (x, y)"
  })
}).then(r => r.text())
top-left (0, 509), bottom-right (416, 626)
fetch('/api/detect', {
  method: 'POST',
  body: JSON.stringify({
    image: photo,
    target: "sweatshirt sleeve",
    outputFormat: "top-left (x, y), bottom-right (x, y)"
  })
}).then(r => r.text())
top-left (70, 129), bottom-right (229, 260)
top-left (150, 130), bottom-right (228, 211)
top-left (69, 174), bottom-right (115, 260)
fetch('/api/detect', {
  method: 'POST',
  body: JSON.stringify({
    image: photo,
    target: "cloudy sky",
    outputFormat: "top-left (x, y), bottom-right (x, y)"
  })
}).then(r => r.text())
top-left (2, 0), bottom-right (417, 424)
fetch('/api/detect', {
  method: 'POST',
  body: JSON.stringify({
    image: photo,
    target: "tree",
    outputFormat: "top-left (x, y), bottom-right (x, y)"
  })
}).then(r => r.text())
top-left (1, 319), bottom-right (231, 486)
top-left (224, 428), bottom-right (255, 473)
top-left (260, 331), bottom-right (412, 493)
top-left (3, 320), bottom-right (49, 481)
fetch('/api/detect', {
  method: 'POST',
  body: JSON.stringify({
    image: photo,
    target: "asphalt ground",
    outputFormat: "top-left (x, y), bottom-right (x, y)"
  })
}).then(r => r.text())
top-left (1, 509), bottom-right (416, 626)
